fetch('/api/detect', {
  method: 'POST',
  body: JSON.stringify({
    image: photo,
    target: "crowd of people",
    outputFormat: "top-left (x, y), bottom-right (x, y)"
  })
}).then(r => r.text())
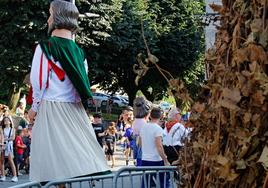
top-left (90, 97), bottom-right (191, 182)
top-left (89, 96), bottom-right (191, 188)
top-left (0, 103), bottom-right (32, 183)
top-left (0, 96), bottom-right (190, 187)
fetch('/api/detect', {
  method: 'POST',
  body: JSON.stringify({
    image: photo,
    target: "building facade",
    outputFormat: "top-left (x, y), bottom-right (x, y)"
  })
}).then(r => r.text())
top-left (205, 0), bottom-right (221, 49)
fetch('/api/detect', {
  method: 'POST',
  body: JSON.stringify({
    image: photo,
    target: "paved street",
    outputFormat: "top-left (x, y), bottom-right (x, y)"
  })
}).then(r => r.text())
top-left (0, 145), bottom-right (136, 188)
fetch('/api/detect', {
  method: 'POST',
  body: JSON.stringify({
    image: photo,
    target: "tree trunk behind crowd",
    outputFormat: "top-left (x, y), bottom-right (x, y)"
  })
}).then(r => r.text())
top-left (179, 0), bottom-right (268, 187)
top-left (126, 88), bottom-right (138, 107)
top-left (8, 83), bottom-right (22, 113)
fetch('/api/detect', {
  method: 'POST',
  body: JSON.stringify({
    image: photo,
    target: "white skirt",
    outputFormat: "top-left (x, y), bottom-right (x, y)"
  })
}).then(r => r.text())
top-left (30, 100), bottom-right (109, 182)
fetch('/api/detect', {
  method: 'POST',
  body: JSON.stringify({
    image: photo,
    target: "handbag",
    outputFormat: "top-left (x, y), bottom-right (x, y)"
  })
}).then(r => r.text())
top-left (4, 127), bottom-right (12, 151)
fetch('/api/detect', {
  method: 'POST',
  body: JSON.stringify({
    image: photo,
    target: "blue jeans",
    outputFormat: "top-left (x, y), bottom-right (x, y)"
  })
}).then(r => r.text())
top-left (133, 136), bottom-right (142, 166)
top-left (16, 154), bottom-right (24, 166)
top-left (134, 147), bottom-right (142, 166)
top-left (141, 160), bottom-right (170, 188)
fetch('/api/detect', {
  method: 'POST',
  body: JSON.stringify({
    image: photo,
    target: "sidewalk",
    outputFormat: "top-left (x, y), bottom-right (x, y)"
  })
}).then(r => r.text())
top-left (109, 144), bottom-right (135, 171)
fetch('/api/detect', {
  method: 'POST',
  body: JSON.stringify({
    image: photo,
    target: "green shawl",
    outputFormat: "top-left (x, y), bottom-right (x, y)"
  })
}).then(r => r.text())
top-left (39, 36), bottom-right (92, 101)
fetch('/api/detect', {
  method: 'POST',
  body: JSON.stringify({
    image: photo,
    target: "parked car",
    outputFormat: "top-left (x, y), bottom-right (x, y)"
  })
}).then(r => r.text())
top-left (88, 92), bottom-right (110, 107)
top-left (110, 96), bottom-right (128, 107)
top-left (119, 96), bottom-right (129, 104)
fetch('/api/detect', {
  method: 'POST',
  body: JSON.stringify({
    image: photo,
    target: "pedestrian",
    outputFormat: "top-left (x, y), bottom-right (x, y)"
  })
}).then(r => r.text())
top-left (132, 96), bottom-right (151, 166)
top-left (14, 129), bottom-right (26, 176)
top-left (19, 95), bottom-right (27, 111)
top-left (0, 116), bottom-right (18, 182)
top-left (140, 107), bottom-right (170, 188)
top-left (163, 107), bottom-right (190, 164)
top-left (0, 107), bottom-right (13, 123)
top-left (117, 106), bottom-right (134, 138)
top-left (15, 102), bottom-right (25, 117)
top-left (18, 111), bottom-right (29, 129)
top-left (120, 119), bottom-right (134, 166)
top-left (27, 0), bottom-right (109, 184)
top-left (22, 128), bottom-right (31, 174)
top-left (106, 97), bottom-right (113, 114)
top-left (104, 122), bottom-right (117, 168)
top-left (92, 112), bottom-right (106, 148)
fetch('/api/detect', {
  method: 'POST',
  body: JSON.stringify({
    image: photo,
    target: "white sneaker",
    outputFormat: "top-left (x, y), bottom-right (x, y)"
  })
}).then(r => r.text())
top-left (11, 176), bottom-right (18, 182)
top-left (0, 176), bottom-right (6, 181)
top-left (18, 171), bottom-right (23, 176)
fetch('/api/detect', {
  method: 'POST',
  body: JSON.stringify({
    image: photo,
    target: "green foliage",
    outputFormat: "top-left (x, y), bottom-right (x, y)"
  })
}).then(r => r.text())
top-left (0, 0), bottom-right (48, 101)
top-left (79, 0), bottom-right (206, 104)
top-left (162, 96), bottom-right (176, 105)
top-left (101, 113), bottom-right (119, 122)
top-left (76, 0), bottom-right (115, 87)
top-left (142, 0), bottom-right (205, 100)
top-left (182, 53), bottom-right (205, 99)
top-left (0, 0), bottom-right (205, 107)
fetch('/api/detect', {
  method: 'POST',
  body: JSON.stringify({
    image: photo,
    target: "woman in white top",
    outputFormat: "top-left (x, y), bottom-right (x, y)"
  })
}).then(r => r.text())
top-left (0, 116), bottom-right (17, 182)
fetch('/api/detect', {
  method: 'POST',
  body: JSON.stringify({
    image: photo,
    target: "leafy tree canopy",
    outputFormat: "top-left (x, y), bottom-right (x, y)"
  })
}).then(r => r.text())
top-left (0, 0), bottom-right (48, 103)
top-left (0, 0), bottom-right (205, 107)
top-left (80, 0), bottom-right (205, 104)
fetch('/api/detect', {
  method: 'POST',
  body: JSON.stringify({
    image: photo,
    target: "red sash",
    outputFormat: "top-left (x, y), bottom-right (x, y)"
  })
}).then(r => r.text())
top-left (26, 51), bottom-right (65, 105)
top-left (26, 86), bottom-right (33, 105)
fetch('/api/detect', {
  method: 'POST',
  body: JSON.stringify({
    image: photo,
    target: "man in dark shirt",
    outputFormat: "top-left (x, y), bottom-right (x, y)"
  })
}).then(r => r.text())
top-left (92, 113), bottom-right (105, 148)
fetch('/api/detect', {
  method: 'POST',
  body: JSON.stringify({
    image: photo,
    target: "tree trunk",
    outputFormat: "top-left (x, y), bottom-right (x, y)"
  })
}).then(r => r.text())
top-left (141, 89), bottom-right (155, 102)
top-left (125, 87), bottom-right (137, 106)
top-left (8, 83), bottom-right (22, 113)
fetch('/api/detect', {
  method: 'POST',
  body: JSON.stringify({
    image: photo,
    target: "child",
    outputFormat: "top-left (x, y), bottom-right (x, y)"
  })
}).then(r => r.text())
top-left (121, 119), bottom-right (134, 166)
top-left (15, 129), bottom-right (26, 175)
top-left (22, 128), bottom-right (31, 174)
top-left (104, 122), bottom-right (117, 168)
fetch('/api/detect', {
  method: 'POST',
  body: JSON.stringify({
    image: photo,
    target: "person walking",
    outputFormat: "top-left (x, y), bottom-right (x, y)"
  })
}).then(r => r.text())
top-left (132, 96), bottom-right (151, 166)
top-left (106, 97), bottom-right (113, 114)
top-left (104, 122), bottom-right (117, 168)
top-left (92, 112), bottom-right (106, 148)
top-left (0, 117), bottom-right (18, 182)
top-left (121, 119), bottom-right (134, 166)
top-left (163, 107), bottom-right (190, 164)
top-left (28, 0), bottom-right (109, 183)
top-left (14, 129), bottom-right (27, 176)
top-left (140, 107), bottom-right (170, 188)
top-left (22, 128), bottom-right (31, 174)
top-left (116, 106), bottom-right (134, 141)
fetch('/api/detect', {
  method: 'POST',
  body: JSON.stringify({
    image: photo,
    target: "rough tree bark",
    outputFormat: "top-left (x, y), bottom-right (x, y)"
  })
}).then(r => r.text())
top-left (8, 83), bottom-right (22, 113)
